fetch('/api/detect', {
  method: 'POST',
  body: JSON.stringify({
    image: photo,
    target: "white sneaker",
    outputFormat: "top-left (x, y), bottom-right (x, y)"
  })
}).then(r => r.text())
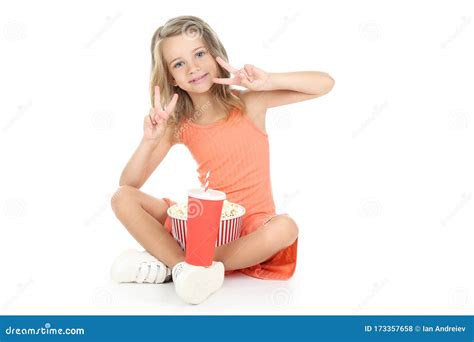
top-left (172, 261), bottom-right (225, 305)
top-left (110, 249), bottom-right (172, 284)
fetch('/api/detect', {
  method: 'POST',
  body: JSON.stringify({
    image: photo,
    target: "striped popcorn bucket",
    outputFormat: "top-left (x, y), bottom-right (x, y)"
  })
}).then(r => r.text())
top-left (167, 203), bottom-right (245, 251)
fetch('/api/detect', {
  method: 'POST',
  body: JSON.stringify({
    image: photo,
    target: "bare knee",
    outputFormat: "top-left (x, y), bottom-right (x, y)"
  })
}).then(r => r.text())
top-left (267, 215), bottom-right (299, 249)
top-left (110, 185), bottom-right (139, 214)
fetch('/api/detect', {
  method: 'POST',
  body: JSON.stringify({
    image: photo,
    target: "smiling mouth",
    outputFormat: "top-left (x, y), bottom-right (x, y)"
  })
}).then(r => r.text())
top-left (189, 73), bottom-right (208, 83)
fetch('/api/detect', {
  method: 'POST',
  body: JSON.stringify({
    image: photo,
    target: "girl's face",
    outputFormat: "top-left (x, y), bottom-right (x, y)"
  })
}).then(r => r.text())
top-left (162, 35), bottom-right (219, 94)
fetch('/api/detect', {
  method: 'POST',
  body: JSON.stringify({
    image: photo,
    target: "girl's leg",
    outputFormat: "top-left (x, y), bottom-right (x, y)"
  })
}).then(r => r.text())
top-left (213, 214), bottom-right (299, 271)
top-left (111, 185), bottom-right (185, 269)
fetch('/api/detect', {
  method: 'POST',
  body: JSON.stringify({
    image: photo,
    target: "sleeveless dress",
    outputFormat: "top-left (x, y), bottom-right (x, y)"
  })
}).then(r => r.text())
top-left (162, 102), bottom-right (298, 280)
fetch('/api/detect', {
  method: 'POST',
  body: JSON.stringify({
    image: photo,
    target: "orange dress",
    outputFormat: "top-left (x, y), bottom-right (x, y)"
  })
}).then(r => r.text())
top-left (162, 104), bottom-right (298, 280)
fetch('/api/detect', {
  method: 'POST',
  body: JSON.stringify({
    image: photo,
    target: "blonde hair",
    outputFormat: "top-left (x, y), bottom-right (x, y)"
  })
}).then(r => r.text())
top-left (150, 16), bottom-right (246, 143)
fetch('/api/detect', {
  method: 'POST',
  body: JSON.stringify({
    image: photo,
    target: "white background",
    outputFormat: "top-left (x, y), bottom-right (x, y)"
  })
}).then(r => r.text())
top-left (0, 0), bottom-right (473, 314)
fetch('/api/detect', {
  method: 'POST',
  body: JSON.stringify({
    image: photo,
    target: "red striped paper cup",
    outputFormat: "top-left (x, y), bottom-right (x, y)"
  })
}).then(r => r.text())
top-left (167, 202), bottom-right (245, 251)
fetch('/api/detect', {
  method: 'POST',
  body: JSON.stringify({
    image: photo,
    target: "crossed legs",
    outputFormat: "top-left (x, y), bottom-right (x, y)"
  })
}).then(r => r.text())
top-left (111, 185), bottom-right (299, 271)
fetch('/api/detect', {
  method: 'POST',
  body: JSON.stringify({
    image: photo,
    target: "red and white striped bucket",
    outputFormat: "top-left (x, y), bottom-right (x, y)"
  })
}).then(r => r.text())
top-left (167, 203), bottom-right (245, 251)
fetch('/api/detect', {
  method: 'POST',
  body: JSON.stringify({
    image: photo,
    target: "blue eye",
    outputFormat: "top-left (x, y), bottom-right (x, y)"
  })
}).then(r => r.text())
top-left (173, 51), bottom-right (206, 69)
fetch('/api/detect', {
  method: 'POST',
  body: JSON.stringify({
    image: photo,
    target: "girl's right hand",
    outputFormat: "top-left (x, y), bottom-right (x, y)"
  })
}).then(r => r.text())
top-left (143, 86), bottom-right (179, 142)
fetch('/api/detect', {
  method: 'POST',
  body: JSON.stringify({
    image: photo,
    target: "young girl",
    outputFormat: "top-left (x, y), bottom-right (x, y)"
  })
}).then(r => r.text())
top-left (110, 15), bottom-right (334, 304)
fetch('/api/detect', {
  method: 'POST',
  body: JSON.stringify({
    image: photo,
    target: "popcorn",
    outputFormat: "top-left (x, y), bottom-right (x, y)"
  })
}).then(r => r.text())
top-left (168, 200), bottom-right (246, 250)
top-left (168, 200), bottom-right (245, 220)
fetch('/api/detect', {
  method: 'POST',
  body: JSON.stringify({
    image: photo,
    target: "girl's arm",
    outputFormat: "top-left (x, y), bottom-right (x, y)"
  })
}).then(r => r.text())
top-left (119, 129), bottom-right (173, 188)
top-left (213, 57), bottom-right (335, 109)
top-left (259, 71), bottom-right (335, 108)
top-left (120, 86), bottom-right (178, 188)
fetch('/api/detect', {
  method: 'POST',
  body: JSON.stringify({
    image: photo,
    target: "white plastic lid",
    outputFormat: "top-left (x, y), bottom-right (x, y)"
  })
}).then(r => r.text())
top-left (187, 188), bottom-right (226, 201)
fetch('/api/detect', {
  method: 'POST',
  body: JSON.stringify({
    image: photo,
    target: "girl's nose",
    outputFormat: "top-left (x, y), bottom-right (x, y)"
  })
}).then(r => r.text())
top-left (188, 64), bottom-right (201, 74)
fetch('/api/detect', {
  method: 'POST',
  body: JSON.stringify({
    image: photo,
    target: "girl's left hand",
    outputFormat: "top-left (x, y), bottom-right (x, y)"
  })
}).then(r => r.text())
top-left (212, 56), bottom-right (270, 91)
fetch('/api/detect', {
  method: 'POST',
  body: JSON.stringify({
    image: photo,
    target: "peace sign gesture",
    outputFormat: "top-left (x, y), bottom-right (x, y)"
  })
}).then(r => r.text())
top-left (212, 56), bottom-right (270, 91)
top-left (143, 86), bottom-right (178, 142)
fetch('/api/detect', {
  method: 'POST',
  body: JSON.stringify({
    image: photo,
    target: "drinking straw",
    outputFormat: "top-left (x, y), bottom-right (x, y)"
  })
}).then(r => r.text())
top-left (204, 171), bottom-right (210, 192)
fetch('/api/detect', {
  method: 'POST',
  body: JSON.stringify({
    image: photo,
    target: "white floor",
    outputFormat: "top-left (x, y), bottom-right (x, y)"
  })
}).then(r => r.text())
top-left (1, 207), bottom-right (473, 315)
